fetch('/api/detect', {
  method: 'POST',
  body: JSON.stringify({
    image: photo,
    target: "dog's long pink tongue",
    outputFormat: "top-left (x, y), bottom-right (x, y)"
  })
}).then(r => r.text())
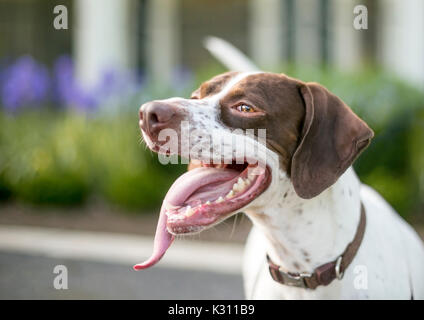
top-left (133, 204), bottom-right (174, 270)
top-left (133, 167), bottom-right (239, 271)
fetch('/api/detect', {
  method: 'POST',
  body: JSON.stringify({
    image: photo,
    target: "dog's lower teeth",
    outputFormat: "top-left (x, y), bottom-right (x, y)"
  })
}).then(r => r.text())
top-left (165, 203), bottom-right (181, 211)
top-left (216, 196), bottom-right (224, 203)
top-left (169, 212), bottom-right (185, 220)
top-left (185, 206), bottom-right (195, 217)
top-left (232, 177), bottom-right (249, 193)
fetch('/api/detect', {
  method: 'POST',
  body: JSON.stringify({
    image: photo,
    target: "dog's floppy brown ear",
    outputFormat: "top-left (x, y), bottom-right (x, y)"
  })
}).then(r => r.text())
top-left (291, 83), bottom-right (374, 199)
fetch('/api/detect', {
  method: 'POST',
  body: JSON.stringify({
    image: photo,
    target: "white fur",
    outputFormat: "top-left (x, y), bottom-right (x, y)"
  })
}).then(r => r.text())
top-left (243, 164), bottom-right (424, 299)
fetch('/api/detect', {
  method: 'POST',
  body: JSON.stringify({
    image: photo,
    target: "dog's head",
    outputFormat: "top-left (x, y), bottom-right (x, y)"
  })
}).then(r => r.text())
top-left (135, 71), bottom-right (373, 269)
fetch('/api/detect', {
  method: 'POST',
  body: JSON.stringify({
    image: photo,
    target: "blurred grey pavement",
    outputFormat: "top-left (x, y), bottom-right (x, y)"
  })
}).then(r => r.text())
top-left (0, 225), bottom-right (245, 299)
top-left (0, 251), bottom-right (243, 299)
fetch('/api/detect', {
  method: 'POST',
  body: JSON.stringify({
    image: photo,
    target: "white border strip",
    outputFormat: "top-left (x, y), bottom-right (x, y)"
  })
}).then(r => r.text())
top-left (0, 225), bottom-right (244, 275)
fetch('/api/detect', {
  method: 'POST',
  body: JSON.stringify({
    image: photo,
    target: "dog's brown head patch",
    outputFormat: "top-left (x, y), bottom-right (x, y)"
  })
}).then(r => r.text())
top-left (191, 71), bottom-right (239, 99)
top-left (219, 73), bottom-right (306, 172)
top-left (189, 72), bottom-right (373, 199)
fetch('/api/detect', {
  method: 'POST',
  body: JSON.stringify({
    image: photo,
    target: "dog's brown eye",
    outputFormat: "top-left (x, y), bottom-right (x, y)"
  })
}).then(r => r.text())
top-left (236, 104), bottom-right (255, 113)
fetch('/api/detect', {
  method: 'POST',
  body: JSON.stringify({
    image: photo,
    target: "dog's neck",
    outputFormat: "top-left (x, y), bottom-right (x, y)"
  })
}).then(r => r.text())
top-left (245, 167), bottom-right (362, 273)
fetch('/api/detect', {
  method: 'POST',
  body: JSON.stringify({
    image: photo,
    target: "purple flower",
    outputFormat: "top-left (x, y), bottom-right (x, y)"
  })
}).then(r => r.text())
top-left (1, 56), bottom-right (50, 112)
top-left (95, 68), bottom-right (142, 101)
top-left (1, 54), bottom-right (144, 113)
top-left (53, 55), bottom-right (142, 112)
top-left (171, 65), bottom-right (194, 91)
top-left (53, 55), bottom-right (99, 112)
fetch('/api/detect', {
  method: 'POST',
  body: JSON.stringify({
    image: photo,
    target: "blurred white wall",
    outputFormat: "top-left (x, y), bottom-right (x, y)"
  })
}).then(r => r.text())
top-left (331, 0), bottom-right (363, 71)
top-left (145, 0), bottom-right (180, 85)
top-left (74, 0), bottom-right (136, 89)
top-left (248, 0), bottom-right (284, 70)
top-left (378, 0), bottom-right (424, 88)
top-left (294, 0), bottom-right (321, 65)
top-left (71, 0), bottom-right (424, 89)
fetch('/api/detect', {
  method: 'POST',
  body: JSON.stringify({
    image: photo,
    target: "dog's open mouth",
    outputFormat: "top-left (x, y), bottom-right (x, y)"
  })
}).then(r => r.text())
top-left (166, 161), bottom-right (271, 234)
top-left (133, 158), bottom-right (271, 270)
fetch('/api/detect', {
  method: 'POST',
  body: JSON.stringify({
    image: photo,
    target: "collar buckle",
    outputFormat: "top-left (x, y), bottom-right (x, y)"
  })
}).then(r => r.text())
top-left (269, 265), bottom-right (312, 288)
top-left (335, 256), bottom-right (344, 280)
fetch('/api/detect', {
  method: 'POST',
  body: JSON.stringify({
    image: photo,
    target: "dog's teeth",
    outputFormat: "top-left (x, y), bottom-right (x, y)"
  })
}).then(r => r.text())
top-left (168, 211), bottom-right (184, 220)
top-left (232, 177), bottom-right (248, 193)
top-left (165, 203), bottom-right (181, 210)
top-left (216, 196), bottom-right (224, 203)
top-left (226, 190), bottom-right (235, 199)
top-left (205, 201), bottom-right (211, 205)
top-left (185, 206), bottom-right (196, 217)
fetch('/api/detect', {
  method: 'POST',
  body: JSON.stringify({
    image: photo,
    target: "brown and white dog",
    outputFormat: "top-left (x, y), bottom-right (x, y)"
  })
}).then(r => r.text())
top-left (136, 70), bottom-right (424, 299)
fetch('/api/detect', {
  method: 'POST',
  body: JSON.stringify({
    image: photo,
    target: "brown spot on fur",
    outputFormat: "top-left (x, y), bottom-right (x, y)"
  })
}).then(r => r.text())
top-left (288, 238), bottom-right (298, 244)
top-left (191, 71), bottom-right (239, 99)
top-left (301, 250), bottom-right (311, 263)
top-left (301, 249), bottom-right (309, 257)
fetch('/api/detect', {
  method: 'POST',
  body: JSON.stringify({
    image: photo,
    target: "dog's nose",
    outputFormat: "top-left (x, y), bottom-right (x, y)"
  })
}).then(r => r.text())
top-left (139, 101), bottom-right (176, 135)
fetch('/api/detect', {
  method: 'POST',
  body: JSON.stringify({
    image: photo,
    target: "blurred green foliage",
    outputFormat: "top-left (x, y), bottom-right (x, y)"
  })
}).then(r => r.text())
top-left (0, 111), bottom-right (185, 211)
top-left (0, 67), bottom-right (423, 220)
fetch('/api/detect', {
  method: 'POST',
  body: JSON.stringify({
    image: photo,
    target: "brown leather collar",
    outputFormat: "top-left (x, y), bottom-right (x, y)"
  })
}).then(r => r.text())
top-left (267, 203), bottom-right (366, 289)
